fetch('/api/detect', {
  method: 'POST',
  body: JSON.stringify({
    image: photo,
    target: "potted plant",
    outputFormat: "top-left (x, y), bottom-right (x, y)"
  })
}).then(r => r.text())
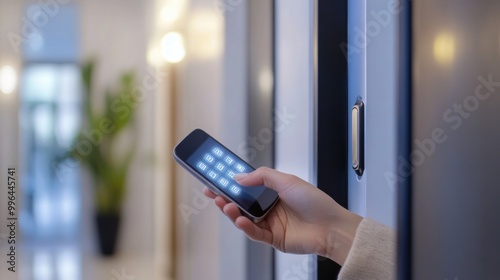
top-left (69, 60), bottom-right (137, 256)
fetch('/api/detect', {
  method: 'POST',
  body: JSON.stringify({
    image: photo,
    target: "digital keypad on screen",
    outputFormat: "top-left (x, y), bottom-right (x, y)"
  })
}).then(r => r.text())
top-left (196, 146), bottom-right (247, 195)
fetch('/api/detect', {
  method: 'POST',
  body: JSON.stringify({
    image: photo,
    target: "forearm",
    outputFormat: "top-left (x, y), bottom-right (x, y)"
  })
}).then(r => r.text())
top-left (317, 209), bottom-right (363, 265)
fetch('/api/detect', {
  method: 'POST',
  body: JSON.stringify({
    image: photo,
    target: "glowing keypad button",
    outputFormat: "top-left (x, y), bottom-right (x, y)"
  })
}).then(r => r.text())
top-left (235, 164), bottom-right (245, 172)
top-left (208, 171), bottom-right (217, 179)
top-left (225, 156), bottom-right (234, 165)
top-left (213, 147), bottom-right (223, 157)
top-left (216, 163), bottom-right (225, 171)
top-left (230, 185), bottom-right (241, 195)
top-left (197, 162), bottom-right (207, 171)
top-left (204, 154), bottom-right (214, 163)
top-left (219, 178), bottom-right (229, 187)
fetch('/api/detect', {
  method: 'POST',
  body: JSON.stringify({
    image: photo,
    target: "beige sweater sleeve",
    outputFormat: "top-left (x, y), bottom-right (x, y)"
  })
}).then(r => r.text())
top-left (338, 219), bottom-right (396, 280)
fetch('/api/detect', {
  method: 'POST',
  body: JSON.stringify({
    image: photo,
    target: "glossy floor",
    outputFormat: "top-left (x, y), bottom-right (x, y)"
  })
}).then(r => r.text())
top-left (0, 244), bottom-right (165, 280)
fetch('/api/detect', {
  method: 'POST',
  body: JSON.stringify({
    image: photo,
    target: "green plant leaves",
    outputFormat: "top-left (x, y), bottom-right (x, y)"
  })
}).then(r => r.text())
top-left (69, 60), bottom-right (138, 215)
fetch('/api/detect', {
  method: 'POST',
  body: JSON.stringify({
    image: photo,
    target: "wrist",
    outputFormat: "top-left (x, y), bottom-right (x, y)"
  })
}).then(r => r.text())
top-left (321, 209), bottom-right (362, 265)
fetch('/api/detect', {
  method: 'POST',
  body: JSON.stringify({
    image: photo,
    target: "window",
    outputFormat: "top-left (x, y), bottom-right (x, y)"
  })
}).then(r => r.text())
top-left (20, 64), bottom-right (81, 239)
top-left (19, 4), bottom-right (81, 244)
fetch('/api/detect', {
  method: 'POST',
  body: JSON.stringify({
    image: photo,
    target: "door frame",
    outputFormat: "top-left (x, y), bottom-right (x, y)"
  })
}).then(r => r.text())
top-left (396, 0), bottom-right (412, 279)
top-left (315, 0), bottom-right (349, 278)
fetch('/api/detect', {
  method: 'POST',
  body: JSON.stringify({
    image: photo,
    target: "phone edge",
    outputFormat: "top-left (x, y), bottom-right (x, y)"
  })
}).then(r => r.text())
top-left (172, 151), bottom-right (277, 223)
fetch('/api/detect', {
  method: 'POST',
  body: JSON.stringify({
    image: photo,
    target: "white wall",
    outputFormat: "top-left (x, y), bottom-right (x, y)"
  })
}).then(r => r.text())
top-left (174, 1), bottom-right (225, 279)
top-left (219, 0), bottom-right (249, 279)
top-left (275, 0), bottom-right (316, 279)
top-left (0, 1), bottom-right (22, 277)
top-left (0, 4), bottom-right (21, 173)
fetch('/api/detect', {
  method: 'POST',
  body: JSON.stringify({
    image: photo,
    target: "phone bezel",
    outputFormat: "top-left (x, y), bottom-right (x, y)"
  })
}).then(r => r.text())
top-left (173, 129), bottom-right (279, 223)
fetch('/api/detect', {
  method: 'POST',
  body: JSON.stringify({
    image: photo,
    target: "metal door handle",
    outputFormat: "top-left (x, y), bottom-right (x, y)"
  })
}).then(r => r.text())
top-left (352, 99), bottom-right (364, 176)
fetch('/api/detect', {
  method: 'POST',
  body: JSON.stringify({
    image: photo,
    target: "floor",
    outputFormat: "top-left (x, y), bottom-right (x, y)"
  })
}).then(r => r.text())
top-left (0, 243), bottom-right (165, 280)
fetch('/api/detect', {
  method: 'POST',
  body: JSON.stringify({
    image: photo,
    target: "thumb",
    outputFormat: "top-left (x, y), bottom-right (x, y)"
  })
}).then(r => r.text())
top-left (234, 167), bottom-right (295, 193)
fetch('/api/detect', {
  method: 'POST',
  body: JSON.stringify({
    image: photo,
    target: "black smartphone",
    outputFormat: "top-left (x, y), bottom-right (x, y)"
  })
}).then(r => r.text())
top-left (174, 129), bottom-right (279, 223)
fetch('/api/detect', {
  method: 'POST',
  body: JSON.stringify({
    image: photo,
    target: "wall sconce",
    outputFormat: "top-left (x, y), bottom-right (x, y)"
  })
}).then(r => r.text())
top-left (187, 11), bottom-right (223, 59)
top-left (0, 65), bottom-right (17, 95)
top-left (161, 32), bottom-right (186, 64)
top-left (433, 32), bottom-right (456, 65)
top-left (159, 0), bottom-right (187, 27)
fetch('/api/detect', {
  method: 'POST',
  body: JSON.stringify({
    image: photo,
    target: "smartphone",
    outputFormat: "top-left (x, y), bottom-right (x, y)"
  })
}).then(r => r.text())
top-left (174, 129), bottom-right (279, 223)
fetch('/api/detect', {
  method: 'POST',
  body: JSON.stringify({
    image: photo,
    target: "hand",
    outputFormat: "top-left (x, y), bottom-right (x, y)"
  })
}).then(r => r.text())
top-left (203, 167), bottom-right (362, 265)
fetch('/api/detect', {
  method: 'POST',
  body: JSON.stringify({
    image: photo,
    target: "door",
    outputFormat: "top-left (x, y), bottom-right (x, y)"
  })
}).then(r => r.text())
top-left (348, 0), bottom-right (399, 229)
top-left (403, 0), bottom-right (500, 279)
top-left (316, 0), bottom-right (400, 278)
top-left (347, 0), bottom-right (400, 278)
top-left (274, 1), bottom-right (400, 279)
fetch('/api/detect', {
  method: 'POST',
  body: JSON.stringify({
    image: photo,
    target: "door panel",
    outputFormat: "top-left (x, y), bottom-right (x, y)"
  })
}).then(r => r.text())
top-left (348, 0), bottom-right (368, 218)
top-left (348, 0), bottom-right (398, 228)
top-left (412, 0), bottom-right (500, 278)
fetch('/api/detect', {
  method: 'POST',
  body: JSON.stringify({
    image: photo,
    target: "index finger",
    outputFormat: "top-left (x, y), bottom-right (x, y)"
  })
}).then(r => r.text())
top-left (234, 167), bottom-right (297, 192)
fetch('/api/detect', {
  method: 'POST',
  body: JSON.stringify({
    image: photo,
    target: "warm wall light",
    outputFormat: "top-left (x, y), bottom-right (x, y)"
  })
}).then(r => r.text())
top-left (187, 11), bottom-right (223, 59)
top-left (148, 40), bottom-right (164, 66)
top-left (259, 67), bottom-right (274, 94)
top-left (161, 32), bottom-right (186, 63)
top-left (0, 65), bottom-right (17, 95)
top-left (159, 0), bottom-right (187, 27)
top-left (433, 32), bottom-right (456, 65)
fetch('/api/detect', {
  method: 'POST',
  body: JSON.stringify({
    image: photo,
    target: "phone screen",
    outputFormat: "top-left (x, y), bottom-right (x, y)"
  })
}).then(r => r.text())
top-left (174, 129), bottom-right (279, 220)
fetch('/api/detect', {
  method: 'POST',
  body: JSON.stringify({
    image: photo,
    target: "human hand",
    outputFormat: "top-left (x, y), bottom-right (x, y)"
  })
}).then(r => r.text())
top-left (203, 167), bottom-right (362, 265)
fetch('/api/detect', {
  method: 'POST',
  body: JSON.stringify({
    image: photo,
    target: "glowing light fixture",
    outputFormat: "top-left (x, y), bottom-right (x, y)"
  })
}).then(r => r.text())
top-left (147, 41), bottom-right (164, 66)
top-left (259, 67), bottom-right (274, 94)
top-left (160, 0), bottom-right (187, 26)
top-left (0, 65), bottom-right (17, 94)
top-left (187, 11), bottom-right (223, 59)
top-left (433, 32), bottom-right (456, 65)
top-left (161, 32), bottom-right (186, 63)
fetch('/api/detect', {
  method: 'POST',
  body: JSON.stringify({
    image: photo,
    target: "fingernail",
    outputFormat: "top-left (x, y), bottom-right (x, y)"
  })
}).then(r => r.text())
top-left (233, 173), bottom-right (248, 181)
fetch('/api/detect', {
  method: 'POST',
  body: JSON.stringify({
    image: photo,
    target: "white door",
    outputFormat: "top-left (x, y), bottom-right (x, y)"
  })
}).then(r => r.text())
top-left (348, 0), bottom-right (399, 229)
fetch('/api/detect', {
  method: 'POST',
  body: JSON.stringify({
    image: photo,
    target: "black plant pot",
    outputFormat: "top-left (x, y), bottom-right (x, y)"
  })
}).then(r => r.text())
top-left (95, 214), bottom-right (120, 256)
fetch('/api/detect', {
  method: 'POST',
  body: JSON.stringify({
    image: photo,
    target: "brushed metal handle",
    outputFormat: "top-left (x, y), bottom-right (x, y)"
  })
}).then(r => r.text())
top-left (352, 100), bottom-right (364, 176)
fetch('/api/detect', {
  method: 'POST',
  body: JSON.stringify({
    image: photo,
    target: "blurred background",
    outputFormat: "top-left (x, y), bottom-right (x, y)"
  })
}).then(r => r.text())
top-left (0, 0), bottom-right (321, 279)
top-left (0, 0), bottom-right (240, 279)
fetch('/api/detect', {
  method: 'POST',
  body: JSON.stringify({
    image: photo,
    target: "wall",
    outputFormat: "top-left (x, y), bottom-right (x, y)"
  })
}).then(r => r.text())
top-left (173, 0), bottom-right (224, 279)
top-left (0, 5), bottom-right (21, 175)
top-left (0, 0), bottom-right (21, 277)
top-left (275, 0), bottom-right (316, 279)
top-left (220, 0), bottom-right (248, 279)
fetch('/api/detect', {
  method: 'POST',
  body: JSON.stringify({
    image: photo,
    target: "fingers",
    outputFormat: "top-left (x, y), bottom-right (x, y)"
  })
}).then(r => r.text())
top-left (234, 167), bottom-right (297, 192)
top-left (207, 192), bottom-right (272, 244)
top-left (218, 204), bottom-right (272, 245)
top-left (235, 216), bottom-right (272, 243)
top-left (222, 203), bottom-right (241, 223)
top-left (214, 196), bottom-right (227, 211)
top-left (213, 196), bottom-right (240, 224)
top-left (203, 187), bottom-right (217, 199)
